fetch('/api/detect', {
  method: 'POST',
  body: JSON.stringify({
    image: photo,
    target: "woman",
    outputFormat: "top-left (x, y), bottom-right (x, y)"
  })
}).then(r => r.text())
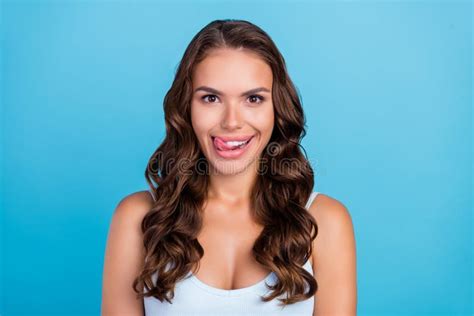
top-left (102, 19), bottom-right (357, 315)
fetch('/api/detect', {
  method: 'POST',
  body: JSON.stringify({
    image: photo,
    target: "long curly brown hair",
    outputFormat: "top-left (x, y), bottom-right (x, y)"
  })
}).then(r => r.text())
top-left (133, 19), bottom-right (318, 307)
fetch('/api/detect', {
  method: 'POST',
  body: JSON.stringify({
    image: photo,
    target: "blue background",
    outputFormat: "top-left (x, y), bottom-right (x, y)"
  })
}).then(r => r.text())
top-left (1, 0), bottom-right (472, 315)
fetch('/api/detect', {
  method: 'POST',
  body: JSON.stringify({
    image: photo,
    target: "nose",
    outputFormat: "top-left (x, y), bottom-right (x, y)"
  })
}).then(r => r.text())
top-left (221, 102), bottom-right (243, 130)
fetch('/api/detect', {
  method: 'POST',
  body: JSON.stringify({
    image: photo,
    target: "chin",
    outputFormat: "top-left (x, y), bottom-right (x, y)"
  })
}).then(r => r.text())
top-left (207, 157), bottom-right (255, 176)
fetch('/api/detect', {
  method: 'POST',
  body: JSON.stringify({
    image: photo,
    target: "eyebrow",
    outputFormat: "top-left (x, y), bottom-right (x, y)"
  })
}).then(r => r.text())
top-left (193, 86), bottom-right (271, 97)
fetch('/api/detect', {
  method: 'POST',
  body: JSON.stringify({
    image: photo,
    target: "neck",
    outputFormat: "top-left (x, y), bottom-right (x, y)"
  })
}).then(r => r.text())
top-left (207, 167), bottom-right (258, 204)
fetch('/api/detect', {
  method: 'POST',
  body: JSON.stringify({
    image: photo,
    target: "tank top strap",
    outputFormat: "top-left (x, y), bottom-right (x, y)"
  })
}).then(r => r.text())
top-left (305, 191), bottom-right (319, 209)
top-left (148, 188), bottom-right (156, 202)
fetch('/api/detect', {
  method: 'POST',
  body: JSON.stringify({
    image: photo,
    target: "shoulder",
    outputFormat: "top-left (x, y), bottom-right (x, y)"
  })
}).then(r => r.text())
top-left (101, 190), bottom-right (155, 314)
top-left (104, 190), bottom-right (155, 275)
top-left (104, 190), bottom-right (155, 260)
top-left (307, 193), bottom-right (354, 238)
top-left (306, 193), bottom-right (357, 314)
top-left (306, 192), bottom-right (356, 273)
top-left (113, 190), bottom-right (155, 223)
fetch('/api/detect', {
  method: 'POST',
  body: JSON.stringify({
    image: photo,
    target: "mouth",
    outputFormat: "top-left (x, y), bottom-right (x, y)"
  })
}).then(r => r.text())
top-left (210, 135), bottom-right (256, 158)
top-left (211, 135), bottom-right (254, 150)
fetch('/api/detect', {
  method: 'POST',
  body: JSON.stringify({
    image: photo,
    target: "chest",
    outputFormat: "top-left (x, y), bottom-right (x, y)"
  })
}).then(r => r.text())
top-left (192, 203), bottom-right (270, 291)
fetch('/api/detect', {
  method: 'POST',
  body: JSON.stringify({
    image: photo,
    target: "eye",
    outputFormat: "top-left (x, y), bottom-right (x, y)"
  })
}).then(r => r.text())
top-left (248, 95), bottom-right (265, 104)
top-left (201, 94), bottom-right (220, 103)
top-left (200, 94), bottom-right (265, 104)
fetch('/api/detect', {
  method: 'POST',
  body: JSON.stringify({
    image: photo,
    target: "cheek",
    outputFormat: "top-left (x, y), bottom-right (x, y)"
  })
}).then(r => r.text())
top-left (247, 105), bottom-right (274, 132)
top-left (190, 104), bottom-right (221, 152)
top-left (190, 108), bottom-right (209, 151)
top-left (191, 103), bottom-right (212, 133)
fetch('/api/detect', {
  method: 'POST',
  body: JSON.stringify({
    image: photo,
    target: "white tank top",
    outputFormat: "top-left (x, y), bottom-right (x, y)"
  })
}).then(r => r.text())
top-left (144, 191), bottom-right (320, 315)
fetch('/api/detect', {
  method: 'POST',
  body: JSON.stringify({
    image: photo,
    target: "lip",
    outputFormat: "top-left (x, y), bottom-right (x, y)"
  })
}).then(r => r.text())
top-left (211, 135), bottom-right (254, 142)
top-left (211, 135), bottom-right (255, 159)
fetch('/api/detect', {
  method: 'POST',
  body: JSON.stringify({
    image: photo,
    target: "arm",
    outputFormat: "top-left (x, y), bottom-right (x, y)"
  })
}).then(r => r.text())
top-left (101, 191), bottom-right (154, 316)
top-left (308, 194), bottom-right (357, 316)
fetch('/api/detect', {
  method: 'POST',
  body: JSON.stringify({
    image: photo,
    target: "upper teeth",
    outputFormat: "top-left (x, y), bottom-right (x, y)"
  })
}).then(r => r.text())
top-left (225, 140), bottom-right (248, 146)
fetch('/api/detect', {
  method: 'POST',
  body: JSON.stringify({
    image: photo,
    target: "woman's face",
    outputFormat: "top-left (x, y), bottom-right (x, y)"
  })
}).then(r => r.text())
top-left (191, 47), bottom-right (274, 176)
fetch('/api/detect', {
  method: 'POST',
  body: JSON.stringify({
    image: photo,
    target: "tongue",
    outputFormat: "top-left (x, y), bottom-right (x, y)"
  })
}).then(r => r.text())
top-left (214, 137), bottom-right (244, 151)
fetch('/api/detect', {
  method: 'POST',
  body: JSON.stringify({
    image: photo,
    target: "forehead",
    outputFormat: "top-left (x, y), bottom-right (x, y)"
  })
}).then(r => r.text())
top-left (192, 48), bottom-right (273, 91)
